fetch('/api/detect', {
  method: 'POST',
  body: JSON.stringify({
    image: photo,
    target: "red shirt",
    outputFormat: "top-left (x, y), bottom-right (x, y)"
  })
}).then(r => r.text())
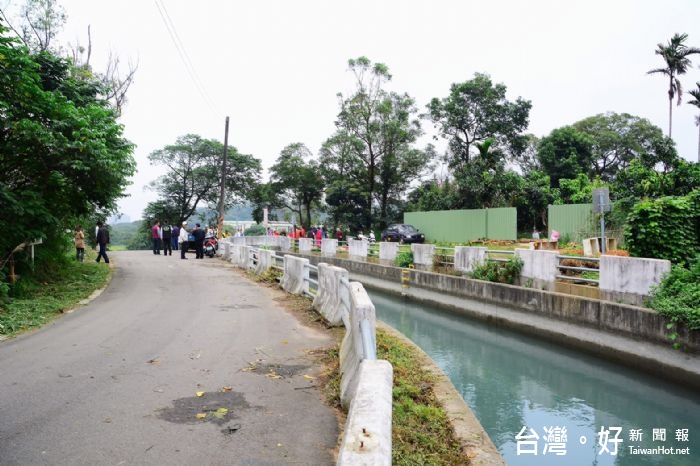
top-left (151, 225), bottom-right (160, 239)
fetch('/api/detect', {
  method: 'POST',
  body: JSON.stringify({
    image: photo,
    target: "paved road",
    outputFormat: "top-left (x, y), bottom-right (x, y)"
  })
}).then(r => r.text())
top-left (0, 251), bottom-right (338, 465)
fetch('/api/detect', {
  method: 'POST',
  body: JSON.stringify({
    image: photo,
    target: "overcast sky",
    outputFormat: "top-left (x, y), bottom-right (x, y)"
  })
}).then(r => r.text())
top-left (13, 0), bottom-right (700, 220)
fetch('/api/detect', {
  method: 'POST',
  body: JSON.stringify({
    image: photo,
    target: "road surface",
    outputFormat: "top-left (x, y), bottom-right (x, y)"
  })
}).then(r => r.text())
top-left (0, 251), bottom-right (338, 465)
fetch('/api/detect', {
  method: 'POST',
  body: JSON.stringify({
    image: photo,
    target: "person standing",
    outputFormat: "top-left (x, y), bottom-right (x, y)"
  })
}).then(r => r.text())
top-left (172, 224), bottom-right (180, 251)
top-left (179, 222), bottom-right (189, 259)
top-left (193, 223), bottom-right (206, 259)
top-left (151, 220), bottom-right (161, 255)
top-left (74, 226), bottom-right (85, 262)
top-left (161, 222), bottom-right (173, 256)
top-left (95, 221), bottom-right (110, 264)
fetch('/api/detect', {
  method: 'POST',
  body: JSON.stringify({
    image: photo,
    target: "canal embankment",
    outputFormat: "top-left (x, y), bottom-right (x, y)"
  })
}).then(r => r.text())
top-left (287, 252), bottom-right (700, 390)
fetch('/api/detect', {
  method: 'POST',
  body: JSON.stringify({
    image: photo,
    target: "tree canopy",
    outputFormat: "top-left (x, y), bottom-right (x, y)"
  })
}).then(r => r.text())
top-left (0, 22), bottom-right (135, 262)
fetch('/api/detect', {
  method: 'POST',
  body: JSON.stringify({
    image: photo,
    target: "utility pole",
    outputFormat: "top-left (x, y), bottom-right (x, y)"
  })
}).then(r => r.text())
top-left (216, 116), bottom-right (230, 240)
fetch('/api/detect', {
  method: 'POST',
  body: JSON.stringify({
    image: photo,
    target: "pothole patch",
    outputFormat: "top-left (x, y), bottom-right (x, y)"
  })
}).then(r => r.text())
top-left (156, 391), bottom-right (256, 426)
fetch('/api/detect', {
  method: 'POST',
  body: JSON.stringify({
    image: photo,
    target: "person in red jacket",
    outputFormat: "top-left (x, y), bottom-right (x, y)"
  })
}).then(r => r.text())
top-left (151, 220), bottom-right (161, 255)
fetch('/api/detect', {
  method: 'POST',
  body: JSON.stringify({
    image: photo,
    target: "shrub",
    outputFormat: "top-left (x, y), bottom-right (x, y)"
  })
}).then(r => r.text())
top-left (244, 224), bottom-right (266, 236)
top-left (395, 251), bottom-right (414, 268)
top-left (649, 255), bottom-right (700, 331)
top-left (625, 192), bottom-right (699, 265)
top-left (470, 256), bottom-right (523, 284)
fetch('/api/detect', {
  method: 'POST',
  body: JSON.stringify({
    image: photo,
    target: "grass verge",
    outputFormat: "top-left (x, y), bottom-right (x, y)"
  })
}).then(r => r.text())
top-left (322, 329), bottom-right (469, 465)
top-left (0, 249), bottom-right (111, 338)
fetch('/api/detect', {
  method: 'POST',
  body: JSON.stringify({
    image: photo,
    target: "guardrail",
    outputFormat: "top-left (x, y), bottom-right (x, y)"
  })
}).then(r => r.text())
top-left (485, 249), bottom-right (515, 263)
top-left (556, 254), bottom-right (600, 285)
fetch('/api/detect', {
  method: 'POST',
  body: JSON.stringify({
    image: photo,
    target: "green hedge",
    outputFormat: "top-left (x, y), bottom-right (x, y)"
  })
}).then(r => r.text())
top-left (624, 190), bottom-right (700, 265)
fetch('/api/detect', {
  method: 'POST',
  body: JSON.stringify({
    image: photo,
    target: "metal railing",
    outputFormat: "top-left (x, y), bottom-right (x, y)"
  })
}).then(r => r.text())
top-left (486, 249), bottom-right (515, 263)
top-left (433, 246), bottom-right (455, 266)
top-left (556, 254), bottom-right (600, 285)
top-left (303, 263), bottom-right (318, 298)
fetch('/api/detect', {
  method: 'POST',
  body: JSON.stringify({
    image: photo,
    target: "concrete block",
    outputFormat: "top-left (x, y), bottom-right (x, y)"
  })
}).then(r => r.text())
top-left (337, 360), bottom-right (393, 466)
top-left (312, 263), bottom-right (349, 326)
top-left (276, 236), bottom-right (291, 252)
top-left (321, 238), bottom-right (338, 256)
top-left (582, 238), bottom-right (600, 257)
top-left (240, 246), bottom-right (252, 270)
top-left (340, 282), bottom-right (377, 407)
top-left (600, 255), bottom-right (671, 306)
top-left (349, 239), bottom-right (368, 259)
top-left (298, 238), bottom-right (314, 253)
top-left (454, 246), bottom-right (486, 273)
top-left (411, 244), bottom-right (435, 268)
top-left (229, 245), bottom-right (242, 266)
top-left (220, 241), bottom-right (232, 260)
top-left (378, 242), bottom-right (398, 264)
top-left (281, 255), bottom-right (309, 295)
top-left (255, 249), bottom-right (273, 274)
top-left (515, 248), bottom-right (559, 290)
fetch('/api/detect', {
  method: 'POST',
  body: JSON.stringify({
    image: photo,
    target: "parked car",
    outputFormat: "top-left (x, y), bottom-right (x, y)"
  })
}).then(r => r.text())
top-left (380, 224), bottom-right (425, 243)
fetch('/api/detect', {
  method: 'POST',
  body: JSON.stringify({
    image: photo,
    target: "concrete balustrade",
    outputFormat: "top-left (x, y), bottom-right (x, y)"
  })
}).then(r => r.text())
top-left (411, 244), bottom-right (435, 269)
top-left (336, 360), bottom-right (393, 466)
top-left (255, 249), bottom-right (273, 274)
top-left (217, 241), bottom-right (391, 466)
top-left (281, 255), bottom-right (309, 295)
top-left (600, 255), bottom-right (671, 306)
top-left (220, 241), bottom-right (232, 260)
top-left (239, 246), bottom-right (251, 270)
top-left (348, 239), bottom-right (368, 259)
top-left (298, 238), bottom-right (314, 253)
top-left (232, 236), bottom-right (245, 245)
top-left (378, 242), bottom-right (398, 264)
top-left (515, 248), bottom-right (559, 290)
top-left (312, 263), bottom-right (348, 326)
top-left (321, 238), bottom-right (338, 257)
top-left (454, 246), bottom-right (487, 273)
top-left (339, 281), bottom-right (377, 407)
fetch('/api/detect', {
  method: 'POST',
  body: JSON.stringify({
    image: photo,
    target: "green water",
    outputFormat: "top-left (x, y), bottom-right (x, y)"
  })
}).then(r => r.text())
top-left (368, 289), bottom-right (699, 466)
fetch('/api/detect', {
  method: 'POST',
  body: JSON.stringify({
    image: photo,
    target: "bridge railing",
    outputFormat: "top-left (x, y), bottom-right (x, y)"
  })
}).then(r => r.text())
top-left (220, 242), bottom-right (392, 465)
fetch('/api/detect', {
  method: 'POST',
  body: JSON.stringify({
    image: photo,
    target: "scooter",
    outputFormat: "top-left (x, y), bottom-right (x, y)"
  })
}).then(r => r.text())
top-left (203, 236), bottom-right (218, 257)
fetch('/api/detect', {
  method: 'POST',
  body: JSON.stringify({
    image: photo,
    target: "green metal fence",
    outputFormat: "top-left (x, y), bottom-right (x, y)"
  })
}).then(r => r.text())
top-left (404, 208), bottom-right (516, 242)
top-left (547, 204), bottom-right (595, 242)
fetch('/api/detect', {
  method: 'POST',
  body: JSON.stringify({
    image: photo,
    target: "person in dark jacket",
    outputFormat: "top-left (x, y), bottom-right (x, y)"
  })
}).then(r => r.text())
top-left (161, 223), bottom-right (173, 256)
top-left (96, 221), bottom-right (110, 264)
top-left (192, 223), bottom-right (206, 259)
top-left (171, 225), bottom-right (180, 251)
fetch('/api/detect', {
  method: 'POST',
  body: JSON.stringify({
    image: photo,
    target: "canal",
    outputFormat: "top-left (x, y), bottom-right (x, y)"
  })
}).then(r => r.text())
top-left (368, 288), bottom-right (699, 466)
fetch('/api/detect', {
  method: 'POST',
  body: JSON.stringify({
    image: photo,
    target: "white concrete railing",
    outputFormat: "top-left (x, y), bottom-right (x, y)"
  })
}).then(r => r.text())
top-left (233, 235), bottom-right (670, 306)
top-left (222, 246), bottom-right (392, 466)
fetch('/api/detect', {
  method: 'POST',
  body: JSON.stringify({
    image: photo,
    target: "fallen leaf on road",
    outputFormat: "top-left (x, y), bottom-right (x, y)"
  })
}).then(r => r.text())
top-left (281, 340), bottom-right (288, 344)
top-left (212, 407), bottom-right (228, 419)
top-left (196, 391), bottom-right (205, 397)
top-left (195, 413), bottom-right (207, 420)
top-left (302, 374), bottom-right (315, 380)
top-left (221, 386), bottom-right (233, 392)
top-left (146, 358), bottom-right (160, 365)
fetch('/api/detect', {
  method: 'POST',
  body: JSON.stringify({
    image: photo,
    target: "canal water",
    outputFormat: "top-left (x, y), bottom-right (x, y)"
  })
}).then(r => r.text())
top-left (368, 288), bottom-right (700, 466)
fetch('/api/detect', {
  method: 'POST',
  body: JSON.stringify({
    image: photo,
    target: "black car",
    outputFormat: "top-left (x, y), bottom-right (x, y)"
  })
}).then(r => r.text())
top-left (380, 224), bottom-right (425, 243)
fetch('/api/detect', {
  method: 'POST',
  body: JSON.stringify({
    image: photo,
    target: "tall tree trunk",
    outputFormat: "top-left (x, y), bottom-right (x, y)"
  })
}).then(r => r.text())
top-left (668, 81), bottom-right (673, 137)
top-left (697, 121), bottom-right (700, 163)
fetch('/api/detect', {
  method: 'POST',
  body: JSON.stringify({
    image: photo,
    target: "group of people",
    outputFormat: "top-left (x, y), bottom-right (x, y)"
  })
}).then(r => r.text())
top-left (151, 220), bottom-right (210, 260)
top-left (73, 221), bottom-right (110, 264)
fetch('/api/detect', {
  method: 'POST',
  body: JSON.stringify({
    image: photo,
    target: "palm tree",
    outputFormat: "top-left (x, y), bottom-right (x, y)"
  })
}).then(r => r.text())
top-left (688, 83), bottom-right (700, 162)
top-left (648, 33), bottom-right (700, 137)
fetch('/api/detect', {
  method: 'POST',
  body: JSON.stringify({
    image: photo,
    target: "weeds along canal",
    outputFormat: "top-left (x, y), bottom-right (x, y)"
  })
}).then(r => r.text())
top-left (367, 288), bottom-right (700, 466)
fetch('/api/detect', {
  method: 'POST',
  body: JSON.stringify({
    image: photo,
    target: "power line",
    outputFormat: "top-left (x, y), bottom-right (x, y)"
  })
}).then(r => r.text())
top-left (153, 0), bottom-right (220, 115)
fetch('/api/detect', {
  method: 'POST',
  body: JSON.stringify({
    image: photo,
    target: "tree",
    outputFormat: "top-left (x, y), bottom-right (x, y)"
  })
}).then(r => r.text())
top-left (427, 73), bottom-right (531, 169)
top-left (573, 113), bottom-right (673, 181)
top-left (331, 57), bottom-right (430, 230)
top-left (146, 134), bottom-right (261, 225)
top-left (688, 82), bottom-right (700, 162)
top-left (513, 170), bottom-right (559, 232)
top-left (648, 33), bottom-right (700, 137)
top-left (537, 126), bottom-right (594, 187)
top-left (269, 143), bottom-right (324, 228)
top-left (0, 23), bottom-right (135, 266)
